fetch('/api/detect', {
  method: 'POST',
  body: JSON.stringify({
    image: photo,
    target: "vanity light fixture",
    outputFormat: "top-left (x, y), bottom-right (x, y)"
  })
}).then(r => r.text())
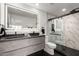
top-left (62, 8), bottom-right (67, 12)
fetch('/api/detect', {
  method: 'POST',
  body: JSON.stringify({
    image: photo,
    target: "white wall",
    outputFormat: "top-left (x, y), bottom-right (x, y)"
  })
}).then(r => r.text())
top-left (46, 14), bottom-right (55, 35)
top-left (37, 10), bottom-right (48, 35)
top-left (47, 14), bottom-right (55, 35)
top-left (0, 3), bottom-right (5, 25)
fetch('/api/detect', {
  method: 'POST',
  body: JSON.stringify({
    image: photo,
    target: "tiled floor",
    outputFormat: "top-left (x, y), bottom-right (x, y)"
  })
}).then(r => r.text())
top-left (28, 49), bottom-right (63, 56)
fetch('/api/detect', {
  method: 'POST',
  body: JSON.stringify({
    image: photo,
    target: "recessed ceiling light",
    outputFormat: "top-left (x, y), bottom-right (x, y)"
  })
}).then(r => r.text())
top-left (35, 3), bottom-right (39, 6)
top-left (62, 8), bottom-right (67, 12)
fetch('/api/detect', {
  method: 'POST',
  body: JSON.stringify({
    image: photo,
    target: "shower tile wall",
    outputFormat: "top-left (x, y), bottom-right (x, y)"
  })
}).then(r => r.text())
top-left (64, 13), bottom-right (79, 50)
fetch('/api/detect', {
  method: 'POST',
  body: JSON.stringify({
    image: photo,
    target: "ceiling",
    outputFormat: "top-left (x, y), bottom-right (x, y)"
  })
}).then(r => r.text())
top-left (25, 3), bottom-right (79, 16)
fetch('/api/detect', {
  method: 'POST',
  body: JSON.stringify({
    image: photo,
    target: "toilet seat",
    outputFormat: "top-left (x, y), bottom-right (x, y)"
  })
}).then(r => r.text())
top-left (44, 42), bottom-right (56, 55)
top-left (46, 42), bottom-right (56, 49)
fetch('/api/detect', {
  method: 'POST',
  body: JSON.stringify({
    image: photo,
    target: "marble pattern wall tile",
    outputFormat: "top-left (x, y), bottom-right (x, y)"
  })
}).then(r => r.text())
top-left (63, 13), bottom-right (79, 50)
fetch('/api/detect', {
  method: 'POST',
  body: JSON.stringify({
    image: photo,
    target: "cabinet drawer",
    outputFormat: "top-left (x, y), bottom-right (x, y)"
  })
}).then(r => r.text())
top-left (0, 37), bottom-right (45, 54)
top-left (0, 43), bottom-right (44, 56)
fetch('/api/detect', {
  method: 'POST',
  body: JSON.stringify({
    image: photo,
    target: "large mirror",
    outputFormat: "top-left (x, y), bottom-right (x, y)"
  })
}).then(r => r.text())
top-left (7, 6), bottom-right (37, 29)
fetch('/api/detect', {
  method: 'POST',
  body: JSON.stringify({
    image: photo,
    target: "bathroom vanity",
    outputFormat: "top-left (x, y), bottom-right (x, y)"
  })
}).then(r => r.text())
top-left (0, 3), bottom-right (46, 56)
top-left (0, 35), bottom-right (45, 56)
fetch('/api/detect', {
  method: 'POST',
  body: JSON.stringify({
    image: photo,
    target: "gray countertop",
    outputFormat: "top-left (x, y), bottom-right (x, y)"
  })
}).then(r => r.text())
top-left (0, 35), bottom-right (45, 42)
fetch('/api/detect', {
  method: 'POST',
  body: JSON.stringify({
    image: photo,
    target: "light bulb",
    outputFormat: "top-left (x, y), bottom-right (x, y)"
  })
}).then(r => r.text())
top-left (62, 8), bottom-right (67, 12)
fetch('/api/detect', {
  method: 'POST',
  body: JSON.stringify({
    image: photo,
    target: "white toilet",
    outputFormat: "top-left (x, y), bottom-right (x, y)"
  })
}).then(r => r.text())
top-left (44, 42), bottom-right (56, 55)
